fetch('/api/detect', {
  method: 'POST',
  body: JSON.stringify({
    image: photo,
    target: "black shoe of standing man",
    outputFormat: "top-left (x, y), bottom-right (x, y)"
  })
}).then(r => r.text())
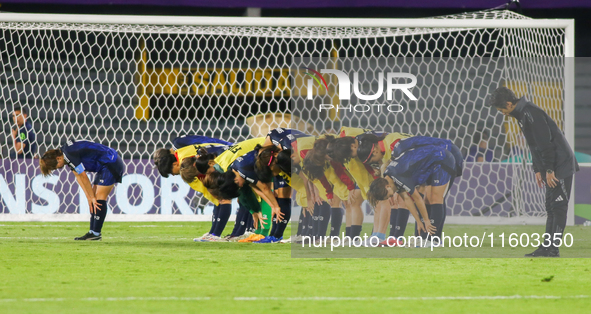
top-left (525, 246), bottom-right (559, 257)
top-left (74, 232), bottom-right (102, 241)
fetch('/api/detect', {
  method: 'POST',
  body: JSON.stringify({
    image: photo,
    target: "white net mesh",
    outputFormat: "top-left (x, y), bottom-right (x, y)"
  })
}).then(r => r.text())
top-left (0, 10), bottom-right (567, 219)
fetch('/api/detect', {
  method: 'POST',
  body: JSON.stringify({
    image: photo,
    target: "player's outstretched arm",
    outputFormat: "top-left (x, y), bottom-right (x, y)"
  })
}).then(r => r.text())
top-left (400, 191), bottom-right (426, 234)
top-left (410, 190), bottom-right (436, 234)
top-left (252, 181), bottom-right (284, 220)
top-left (73, 171), bottom-right (99, 213)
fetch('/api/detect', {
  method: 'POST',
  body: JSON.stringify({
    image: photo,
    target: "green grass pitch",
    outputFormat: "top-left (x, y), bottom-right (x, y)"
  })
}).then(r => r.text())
top-left (1, 222), bottom-right (591, 313)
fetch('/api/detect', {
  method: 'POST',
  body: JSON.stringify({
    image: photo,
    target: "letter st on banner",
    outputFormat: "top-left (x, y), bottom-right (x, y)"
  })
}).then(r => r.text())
top-left (0, 159), bottom-right (198, 215)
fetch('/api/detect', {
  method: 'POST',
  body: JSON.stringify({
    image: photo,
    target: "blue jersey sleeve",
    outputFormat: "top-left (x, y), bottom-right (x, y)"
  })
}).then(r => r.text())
top-left (61, 141), bottom-right (85, 174)
top-left (393, 136), bottom-right (452, 159)
top-left (172, 135), bottom-right (232, 150)
top-left (230, 151), bottom-right (259, 185)
top-left (268, 128), bottom-right (305, 150)
top-left (384, 163), bottom-right (416, 195)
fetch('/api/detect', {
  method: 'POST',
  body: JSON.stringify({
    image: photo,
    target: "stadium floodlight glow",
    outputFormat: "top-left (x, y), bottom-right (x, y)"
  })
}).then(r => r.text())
top-left (0, 11), bottom-right (574, 225)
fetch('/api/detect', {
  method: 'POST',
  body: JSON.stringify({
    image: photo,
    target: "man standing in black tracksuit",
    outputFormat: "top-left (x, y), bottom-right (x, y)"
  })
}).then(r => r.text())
top-left (489, 87), bottom-right (579, 257)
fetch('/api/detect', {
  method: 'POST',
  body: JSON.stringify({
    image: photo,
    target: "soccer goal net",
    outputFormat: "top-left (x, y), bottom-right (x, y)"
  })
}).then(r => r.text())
top-left (0, 10), bottom-right (574, 223)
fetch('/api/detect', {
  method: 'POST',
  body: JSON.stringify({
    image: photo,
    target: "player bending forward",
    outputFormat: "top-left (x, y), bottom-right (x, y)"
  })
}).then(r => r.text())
top-left (40, 140), bottom-right (125, 241)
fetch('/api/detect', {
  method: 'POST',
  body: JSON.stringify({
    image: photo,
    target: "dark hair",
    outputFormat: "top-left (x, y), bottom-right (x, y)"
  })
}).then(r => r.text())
top-left (356, 133), bottom-right (386, 164)
top-left (153, 148), bottom-right (176, 178)
top-left (194, 147), bottom-right (217, 174)
top-left (14, 106), bottom-right (28, 115)
top-left (203, 171), bottom-right (223, 200)
top-left (489, 86), bottom-right (519, 109)
top-left (254, 144), bottom-right (282, 183)
top-left (302, 136), bottom-right (334, 181)
top-left (327, 136), bottom-right (356, 163)
top-left (40, 149), bottom-right (63, 176)
top-left (179, 156), bottom-right (199, 184)
top-left (277, 149), bottom-right (292, 176)
top-left (367, 177), bottom-right (389, 208)
top-left (202, 171), bottom-right (222, 190)
top-left (217, 171), bottom-right (241, 199)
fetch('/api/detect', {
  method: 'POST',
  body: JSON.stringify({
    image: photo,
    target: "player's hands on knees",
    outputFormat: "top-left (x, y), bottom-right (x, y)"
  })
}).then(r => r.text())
top-left (252, 212), bottom-right (267, 229)
top-left (388, 196), bottom-right (398, 207)
top-left (424, 221), bottom-right (437, 235)
top-left (348, 191), bottom-right (357, 204)
top-left (307, 198), bottom-right (314, 212)
top-left (546, 172), bottom-right (559, 188)
top-left (88, 197), bottom-right (100, 214)
top-left (272, 206), bottom-right (284, 221)
top-left (417, 221), bottom-right (426, 234)
top-left (305, 206), bottom-right (314, 216)
top-left (535, 172), bottom-right (544, 188)
top-left (314, 194), bottom-right (323, 205)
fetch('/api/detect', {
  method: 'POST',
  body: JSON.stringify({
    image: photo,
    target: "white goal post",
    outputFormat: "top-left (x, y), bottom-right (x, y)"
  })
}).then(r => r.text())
top-left (0, 12), bottom-right (574, 224)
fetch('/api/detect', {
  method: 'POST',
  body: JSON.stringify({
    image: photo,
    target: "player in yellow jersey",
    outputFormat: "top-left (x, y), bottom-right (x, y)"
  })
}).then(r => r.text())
top-left (153, 135), bottom-right (233, 242)
top-left (327, 127), bottom-right (412, 244)
top-left (180, 137), bottom-right (278, 242)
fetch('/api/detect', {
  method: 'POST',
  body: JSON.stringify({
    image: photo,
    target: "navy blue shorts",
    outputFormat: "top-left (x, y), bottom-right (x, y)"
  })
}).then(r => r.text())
top-left (93, 156), bottom-right (125, 186)
top-left (273, 175), bottom-right (289, 190)
top-left (449, 144), bottom-right (464, 177)
top-left (426, 150), bottom-right (455, 187)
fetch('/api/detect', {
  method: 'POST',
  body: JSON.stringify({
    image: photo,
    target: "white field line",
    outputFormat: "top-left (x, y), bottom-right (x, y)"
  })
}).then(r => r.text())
top-left (0, 295), bottom-right (588, 303)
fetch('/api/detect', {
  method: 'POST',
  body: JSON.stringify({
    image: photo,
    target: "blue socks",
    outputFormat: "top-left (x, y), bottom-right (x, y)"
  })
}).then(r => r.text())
top-left (317, 202), bottom-right (331, 237)
top-left (209, 205), bottom-right (219, 235)
top-left (90, 200), bottom-right (108, 235)
top-left (230, 204), bottom-right (249, 237)
top-left (271, 198), bottom-right (291, 239)
top-left (330, 207), bottom-right (343, 237)
top-left (212, 203), bottom-right (232, 236)
top-left (394, 209), bottom-right (409, 238)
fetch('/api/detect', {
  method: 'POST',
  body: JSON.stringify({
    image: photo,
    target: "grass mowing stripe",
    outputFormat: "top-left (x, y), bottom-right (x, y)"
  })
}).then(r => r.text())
top-left (1, 295), bottom-right (588, 303)
top-left (234, 295), bottom-right (590, 301)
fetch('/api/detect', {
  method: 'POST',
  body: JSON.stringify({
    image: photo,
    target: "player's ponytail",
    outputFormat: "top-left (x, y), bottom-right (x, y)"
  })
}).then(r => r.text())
top-left (194, 147), bottom-right (217, 174)
top-left (327, 136), bottom-right (356, 163)
top-left (302, 136), bottom-right (335, 181)
top-left (39, 149), bottom-right (63, 176)
top-left (254, 144), bottom-right (282, 183)
top-left (153, 148), bottom-right (176, 178)
top-left (367, 177), bottom-right (389, 208)
top-left (303, 153), bottom-right (326, 181)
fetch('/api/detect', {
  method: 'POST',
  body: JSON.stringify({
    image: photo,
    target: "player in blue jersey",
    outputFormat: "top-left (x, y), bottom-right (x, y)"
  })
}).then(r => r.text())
top-left (39, 140), bottom-right (125, 241)
top-left (390, 136), bottom-right (463, 240)
top-left (367, 145), bottom-right (458, 242)
top-left (254, 128), bottom-right (310, 243)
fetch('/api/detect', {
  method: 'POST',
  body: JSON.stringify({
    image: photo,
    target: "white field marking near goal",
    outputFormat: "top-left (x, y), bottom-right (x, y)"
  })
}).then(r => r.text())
top-left (0, 295), bottom-right (588, 303)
